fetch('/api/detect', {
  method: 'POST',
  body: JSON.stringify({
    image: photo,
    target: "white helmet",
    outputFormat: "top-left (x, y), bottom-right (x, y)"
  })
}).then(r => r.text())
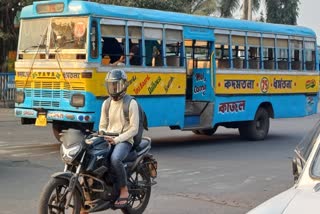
top-left (105, 69), bottom-right (127, 100)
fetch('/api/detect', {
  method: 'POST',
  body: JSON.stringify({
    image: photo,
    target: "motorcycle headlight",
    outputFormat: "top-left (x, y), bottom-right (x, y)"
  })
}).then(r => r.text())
top-left (60, 144), bottom-right (81, 163)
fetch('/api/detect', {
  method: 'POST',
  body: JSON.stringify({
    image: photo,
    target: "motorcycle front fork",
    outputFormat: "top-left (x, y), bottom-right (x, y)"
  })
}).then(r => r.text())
top-left (64, 151), bottom-right (86, 209)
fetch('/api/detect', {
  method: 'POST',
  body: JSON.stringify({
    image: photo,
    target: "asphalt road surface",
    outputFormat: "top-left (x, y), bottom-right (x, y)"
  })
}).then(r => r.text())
top-left (0, 108), bottom-right (319, 214)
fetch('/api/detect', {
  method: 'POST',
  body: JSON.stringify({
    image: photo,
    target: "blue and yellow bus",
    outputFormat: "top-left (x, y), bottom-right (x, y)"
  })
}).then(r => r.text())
top-left (14, 0), bottom-right (319, 142)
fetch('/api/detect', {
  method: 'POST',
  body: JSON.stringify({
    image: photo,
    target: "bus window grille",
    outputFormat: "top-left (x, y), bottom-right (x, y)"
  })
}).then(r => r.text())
top-left (34, 82), bottom-right (41, 88)
top-left (72, 86), bottom-right (85, 91)
top-left (42, 91), bottom-right (53, 98)
top-left (33, 100), bottom-right (60, 108)
top-left (63, 83), bottom-right (71, 90)
top-left (34, 90), bottom-right (41, 98)
top-left (63, 91), bottom-right (70, 99)
top-left (52, 101), bottom-right (60, 107)
top-left (42, 82), bottom-right (53, 89)
top-left (52, 91), bottom-right (60, 98)
top-left (53, 82), bottom-right (60, 89)
top-left (16, 81), bottom-right (30, 88)
top-left (25, 89), bottom-right (32, 97)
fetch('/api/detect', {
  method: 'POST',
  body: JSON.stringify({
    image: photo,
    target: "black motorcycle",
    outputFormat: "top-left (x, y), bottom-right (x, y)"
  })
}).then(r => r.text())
top-left (38, 129), bottom-right (157, 214)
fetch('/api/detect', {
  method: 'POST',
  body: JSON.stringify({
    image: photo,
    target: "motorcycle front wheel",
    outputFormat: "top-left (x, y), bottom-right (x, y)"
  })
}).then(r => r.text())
top-left (38, 177), bottom-right (82, 214)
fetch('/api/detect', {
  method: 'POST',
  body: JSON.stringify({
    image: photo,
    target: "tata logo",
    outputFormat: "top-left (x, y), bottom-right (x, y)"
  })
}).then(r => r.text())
top-left (32, 72), bottom-right (57, 79)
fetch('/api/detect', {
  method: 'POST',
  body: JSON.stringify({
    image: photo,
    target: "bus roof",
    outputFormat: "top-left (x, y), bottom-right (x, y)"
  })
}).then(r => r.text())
top-left (21, 0), bottom-right (316, 38)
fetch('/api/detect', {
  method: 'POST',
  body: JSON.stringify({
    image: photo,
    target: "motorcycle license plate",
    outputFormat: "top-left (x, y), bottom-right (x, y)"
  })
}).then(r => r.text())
top-left (35, 113), bottom-right (47, 126)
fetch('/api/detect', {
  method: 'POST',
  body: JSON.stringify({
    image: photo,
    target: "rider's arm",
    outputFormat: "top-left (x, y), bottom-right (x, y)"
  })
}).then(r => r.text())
top-left (114, 100), bottom-right (139, 144)
top-left (99, 100), bottom-right (108, 133)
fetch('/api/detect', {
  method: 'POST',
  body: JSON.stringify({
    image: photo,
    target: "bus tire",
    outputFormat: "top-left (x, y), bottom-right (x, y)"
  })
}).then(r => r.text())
top-left (239, 108), bottom-right (269, 141)
top-left (192, 127), bottom-right (217, 136)
top-left (192, 130), bottom-right (201, 135)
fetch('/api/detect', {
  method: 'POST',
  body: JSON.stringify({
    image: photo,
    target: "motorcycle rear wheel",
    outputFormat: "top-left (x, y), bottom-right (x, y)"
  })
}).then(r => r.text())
top-left (122, 169), bottom-right (151, 214)
top-left (38, 177), bottom-right (82, 214)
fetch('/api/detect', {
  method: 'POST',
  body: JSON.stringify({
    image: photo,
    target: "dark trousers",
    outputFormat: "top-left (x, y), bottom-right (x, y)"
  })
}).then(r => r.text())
top-left (110, 141), bottom-right (132, 188)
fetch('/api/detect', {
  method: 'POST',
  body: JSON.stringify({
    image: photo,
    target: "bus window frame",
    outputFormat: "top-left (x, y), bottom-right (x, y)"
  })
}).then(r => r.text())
top-left (303, 39), bottom-right (316, 71)
top-left (290, 37), bottom-right (303, 71)
top-left (89, 18), bottom-right (99, 60)
top-left (262, 36), bottom-right (276, 70)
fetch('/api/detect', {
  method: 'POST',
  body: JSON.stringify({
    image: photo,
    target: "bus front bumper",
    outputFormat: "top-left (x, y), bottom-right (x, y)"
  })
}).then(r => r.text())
top-left (14, 108), bottom-right (95, 124)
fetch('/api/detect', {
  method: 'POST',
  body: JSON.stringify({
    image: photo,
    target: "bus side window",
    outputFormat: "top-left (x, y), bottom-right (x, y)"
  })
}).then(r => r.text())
top-left (305, 41), bottom-right (316, 71)
top-left (263, 38), bottom-right (275, 70)
top-left (291, 39), bottom-right (303, 71)
top-left (231, 35), bottom-right (245, 69)
top-left (101, 24), bottom-right (125, 65)
top-left (102, 37), bottom-right (123, 64)
top-left (165, 29), bottom-right (183, 67)
top-left (247, 37), bottom-right (260, 69)
top-left (215, 34), bottom-right (230, 69)
top-left (277, 39), bottom-right (289, 70)
top-left (145, 39), bottom-right (162, 66)
top-left (128, 26), bottom-right (142, 66)
top-left (144, 27), bottom-right (162, 66)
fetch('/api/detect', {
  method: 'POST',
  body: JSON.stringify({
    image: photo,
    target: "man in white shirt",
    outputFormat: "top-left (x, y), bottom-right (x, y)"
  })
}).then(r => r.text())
top-left (99, 69), bottom-right (139, 208)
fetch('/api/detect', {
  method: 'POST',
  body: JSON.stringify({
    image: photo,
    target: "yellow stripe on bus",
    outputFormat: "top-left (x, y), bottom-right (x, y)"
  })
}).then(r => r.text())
top-left (215, 74), bottom-right (319, 94)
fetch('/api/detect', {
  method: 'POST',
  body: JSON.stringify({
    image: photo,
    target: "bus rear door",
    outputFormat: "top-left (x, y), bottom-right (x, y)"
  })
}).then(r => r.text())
top-left (183, 27), bottom-right (215, 131)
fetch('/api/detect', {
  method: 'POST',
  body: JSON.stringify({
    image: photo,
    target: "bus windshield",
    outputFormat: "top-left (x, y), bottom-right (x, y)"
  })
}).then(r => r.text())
top-left (18, 17), bottom-right (88, 53)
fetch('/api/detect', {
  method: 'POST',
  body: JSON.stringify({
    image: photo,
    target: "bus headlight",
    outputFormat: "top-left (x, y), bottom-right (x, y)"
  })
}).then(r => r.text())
top-left (15, 90), bottom-right (25, 104)
top-left (71, 93), bottom-right (85, 107)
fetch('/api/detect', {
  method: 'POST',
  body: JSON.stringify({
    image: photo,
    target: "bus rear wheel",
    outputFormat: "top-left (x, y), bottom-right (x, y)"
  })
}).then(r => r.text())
top-left (239, 108), bottom-right (269, 141)
top-left (192, 127), bottom-right (217, 136)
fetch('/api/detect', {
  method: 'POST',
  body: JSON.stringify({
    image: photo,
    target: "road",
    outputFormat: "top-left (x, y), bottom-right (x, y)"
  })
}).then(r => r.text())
top-left (0, 108), bottom-right (319, 214)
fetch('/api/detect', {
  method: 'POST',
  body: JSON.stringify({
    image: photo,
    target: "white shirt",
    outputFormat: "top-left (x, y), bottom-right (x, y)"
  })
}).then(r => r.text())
top-left (99, 97), bottom-right (139, 144)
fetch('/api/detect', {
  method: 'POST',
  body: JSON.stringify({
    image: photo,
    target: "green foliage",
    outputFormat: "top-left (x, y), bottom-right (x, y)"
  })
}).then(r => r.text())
top-left (92, 0), bottom-right (216, 15)
top-left (218, 0), bottom-right (240, 18)
top-left (266, 0), bottom-right (300, 25)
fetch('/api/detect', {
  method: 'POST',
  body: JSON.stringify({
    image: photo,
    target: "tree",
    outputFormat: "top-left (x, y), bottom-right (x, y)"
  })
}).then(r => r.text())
top-left (0, 0), bottom-right (34, 70)
top-left (266, 0), bottom-right (300, 25)
top-left (218, 0), bottom-right (260, 18)
top-left (92, 0), bottom-right (216, 15)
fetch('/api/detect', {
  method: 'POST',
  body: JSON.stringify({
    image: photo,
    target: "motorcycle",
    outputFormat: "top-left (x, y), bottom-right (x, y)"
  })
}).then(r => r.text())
top-left (38, 129), bottom-right (157, 214)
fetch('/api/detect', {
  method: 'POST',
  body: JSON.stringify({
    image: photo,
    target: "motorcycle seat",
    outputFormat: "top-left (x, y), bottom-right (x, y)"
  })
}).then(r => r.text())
top-left (135, 137), bottom-right (151, 153)
top-left (124, 137), bottom-right (151, 162)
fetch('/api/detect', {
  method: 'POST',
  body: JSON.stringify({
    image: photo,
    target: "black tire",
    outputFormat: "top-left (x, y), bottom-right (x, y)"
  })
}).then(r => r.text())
top-left (199, 127), bottom-right (217, 136)
top-left (38, 177), bottom-right (82, 214)
top-left (192, 127), bottom-right (217, 136)
top-left (239, 108), bottom-right (269, 141)
top-left (121, 169), bottom-right (151, 214)
top-left (192, 130), bottom-right (201, 135)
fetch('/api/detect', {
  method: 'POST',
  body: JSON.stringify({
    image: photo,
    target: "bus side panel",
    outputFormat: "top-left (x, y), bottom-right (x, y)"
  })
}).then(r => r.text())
top-left (91, 96), bottom-right (185, 130)
top-left (136, 96), bottom-right (185, 127)
top-left (213, 94), bottom-right (318, 124)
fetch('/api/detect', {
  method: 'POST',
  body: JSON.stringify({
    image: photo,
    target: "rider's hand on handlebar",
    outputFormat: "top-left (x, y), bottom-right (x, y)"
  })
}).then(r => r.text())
top-left (104, 136), bottom-right (116, 145)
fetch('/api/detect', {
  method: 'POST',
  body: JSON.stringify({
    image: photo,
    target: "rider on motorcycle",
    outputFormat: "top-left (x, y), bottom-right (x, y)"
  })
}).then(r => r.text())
top-left (99, 69), bottom-right (140, 208)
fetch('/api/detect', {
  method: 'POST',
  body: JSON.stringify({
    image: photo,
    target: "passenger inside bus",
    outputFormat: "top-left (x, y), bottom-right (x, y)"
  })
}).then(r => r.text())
top-left (112, 39), bottom-right (141, 66)
top-left (102, 37), bottom-right (123, 64)
top-left (145, 40), bottom-right (161, 66)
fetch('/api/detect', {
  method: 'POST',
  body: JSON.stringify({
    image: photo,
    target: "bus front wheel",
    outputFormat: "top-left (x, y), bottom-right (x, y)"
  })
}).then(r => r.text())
top-left (239, 108), bottom-right (269, 141)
